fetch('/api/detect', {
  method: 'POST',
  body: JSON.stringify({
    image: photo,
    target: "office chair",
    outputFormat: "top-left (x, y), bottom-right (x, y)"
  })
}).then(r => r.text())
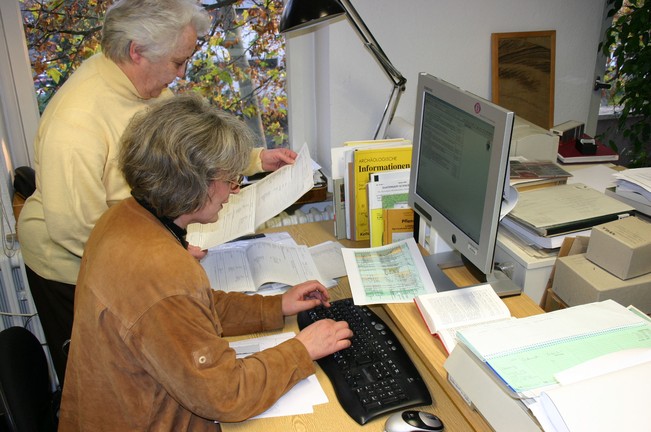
top-left (0, 326), bottom-right (59, 432)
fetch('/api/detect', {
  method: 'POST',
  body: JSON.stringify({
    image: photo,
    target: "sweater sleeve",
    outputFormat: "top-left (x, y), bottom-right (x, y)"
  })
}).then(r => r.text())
top-left (128, 295), bottom-right (315, 422)
top-left (212, 290), bottom-right (284, 336)
top-left (244, 147), bottom-right (264, 175)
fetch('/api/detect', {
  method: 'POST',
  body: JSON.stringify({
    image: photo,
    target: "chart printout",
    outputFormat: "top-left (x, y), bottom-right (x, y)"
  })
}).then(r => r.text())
top-left (342, 238), bottom-right (437, 305)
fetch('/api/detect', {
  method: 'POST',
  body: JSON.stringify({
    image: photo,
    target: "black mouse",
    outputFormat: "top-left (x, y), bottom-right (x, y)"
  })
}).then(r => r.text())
top-left (384, 410), bottom-right (444, 432)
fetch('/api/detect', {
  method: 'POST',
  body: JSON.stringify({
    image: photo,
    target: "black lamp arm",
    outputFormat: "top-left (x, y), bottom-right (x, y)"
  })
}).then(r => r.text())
top-left (339, 0), bottom-right (406, 88)
top-left (338, 0), bottom-right (406, 138)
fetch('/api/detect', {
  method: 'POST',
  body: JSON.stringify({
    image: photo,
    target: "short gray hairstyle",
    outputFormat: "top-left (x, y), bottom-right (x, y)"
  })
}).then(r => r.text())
top-left (119, 94), bottom-right (254, 219)
top-left (102, 0), bottom-right (211, 63)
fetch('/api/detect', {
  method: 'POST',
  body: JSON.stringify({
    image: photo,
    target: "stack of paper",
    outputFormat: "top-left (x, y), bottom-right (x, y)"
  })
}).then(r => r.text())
top-left (229, 332), bottom-right (329, 419)
top-left (609, 167), bottom-right (651, 216)
top-left (450, 300), bottom-right (651, 431)
top-left (457, 300), bottom-right (651, 397)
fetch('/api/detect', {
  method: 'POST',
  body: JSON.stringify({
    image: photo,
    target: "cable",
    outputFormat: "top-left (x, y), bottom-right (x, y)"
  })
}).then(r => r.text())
top-left (0, 192), bottom-right (18, 258)
top-left (0, 310), bottom-right (38, 318)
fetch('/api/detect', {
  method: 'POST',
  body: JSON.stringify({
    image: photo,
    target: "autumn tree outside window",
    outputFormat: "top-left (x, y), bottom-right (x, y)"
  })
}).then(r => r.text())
top-left (20, 0), bottom-right (288, 148)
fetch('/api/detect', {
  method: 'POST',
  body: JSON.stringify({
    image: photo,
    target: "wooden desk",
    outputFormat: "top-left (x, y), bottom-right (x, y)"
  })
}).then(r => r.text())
top-left (221, 221), bottom-right (544, 432)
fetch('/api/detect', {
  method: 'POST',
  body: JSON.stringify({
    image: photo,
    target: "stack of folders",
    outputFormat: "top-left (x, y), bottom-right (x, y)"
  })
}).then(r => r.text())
top-left (445, 300), bottom-right (651, 432)
top-left (500, 183), bottom-right (634, 249)
top-left (330, 138), bottom-right (412, 241)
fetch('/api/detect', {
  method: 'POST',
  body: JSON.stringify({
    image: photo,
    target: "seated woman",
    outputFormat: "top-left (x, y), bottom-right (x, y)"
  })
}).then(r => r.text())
top-left (58, 94), bottom-right (353, 431)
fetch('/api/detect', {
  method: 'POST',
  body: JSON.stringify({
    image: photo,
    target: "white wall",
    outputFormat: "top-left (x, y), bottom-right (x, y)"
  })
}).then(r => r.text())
top-left (285, 0), bottom-right (608, 178)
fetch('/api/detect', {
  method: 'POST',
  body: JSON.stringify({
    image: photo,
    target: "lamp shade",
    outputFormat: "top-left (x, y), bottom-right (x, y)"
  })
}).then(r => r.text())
top-left (279, 0), bottom-right (345, 33)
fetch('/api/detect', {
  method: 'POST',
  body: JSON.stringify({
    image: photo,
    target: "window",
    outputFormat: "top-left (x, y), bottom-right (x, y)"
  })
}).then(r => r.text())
top-left (19, 0), bottom-right (288, 148)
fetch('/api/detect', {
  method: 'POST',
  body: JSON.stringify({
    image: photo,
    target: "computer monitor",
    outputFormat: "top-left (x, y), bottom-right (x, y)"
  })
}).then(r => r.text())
top-left (408, 73), bottom-right (520, 296)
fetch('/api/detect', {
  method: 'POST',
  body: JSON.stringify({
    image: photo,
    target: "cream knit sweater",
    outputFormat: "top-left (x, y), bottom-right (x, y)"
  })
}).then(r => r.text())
top-left (18, 53), bottom-right (262, 284)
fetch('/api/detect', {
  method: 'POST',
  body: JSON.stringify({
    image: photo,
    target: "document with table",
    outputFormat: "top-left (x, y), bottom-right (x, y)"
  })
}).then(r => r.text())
top-left (341, 237), bottom-right (437, 305)
top-left (187, 143), bottom-right (315, 249)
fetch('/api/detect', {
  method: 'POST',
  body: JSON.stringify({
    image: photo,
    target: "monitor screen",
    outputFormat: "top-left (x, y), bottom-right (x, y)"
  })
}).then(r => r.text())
top-left (408, 73), bottom-right (515, 290)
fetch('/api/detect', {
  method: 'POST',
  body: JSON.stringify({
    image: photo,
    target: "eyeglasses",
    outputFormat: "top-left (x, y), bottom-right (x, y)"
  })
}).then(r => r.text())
top-left (227, 174), bottom-right (245, 191)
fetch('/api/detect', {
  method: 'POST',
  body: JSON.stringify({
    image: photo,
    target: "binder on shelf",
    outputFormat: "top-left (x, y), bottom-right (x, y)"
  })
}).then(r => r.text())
top-left (333, 177), bottom-right (347, 239)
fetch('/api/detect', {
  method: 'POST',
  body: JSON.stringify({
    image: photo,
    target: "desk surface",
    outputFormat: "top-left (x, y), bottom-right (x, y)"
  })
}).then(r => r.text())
top-left (221, 221), bottom-right (544, 432)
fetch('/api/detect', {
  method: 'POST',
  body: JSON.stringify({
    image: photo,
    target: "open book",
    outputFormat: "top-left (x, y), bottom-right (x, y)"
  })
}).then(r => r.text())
top-left (201, 238), bottom-right (329, 294)
top-left (414, 284), bottom-right (511, 354)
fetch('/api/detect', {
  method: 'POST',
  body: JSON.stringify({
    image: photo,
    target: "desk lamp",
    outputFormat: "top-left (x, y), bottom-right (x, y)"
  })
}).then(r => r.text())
top-left (280, 0), bottom-right (407, 140)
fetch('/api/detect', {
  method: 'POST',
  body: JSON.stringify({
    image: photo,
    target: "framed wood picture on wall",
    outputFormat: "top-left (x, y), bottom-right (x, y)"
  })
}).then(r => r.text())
top-left (491, 30), bottom-right (556, 129)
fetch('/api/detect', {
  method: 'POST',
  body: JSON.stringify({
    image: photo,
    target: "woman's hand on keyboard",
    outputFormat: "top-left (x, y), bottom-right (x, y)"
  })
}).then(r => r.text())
top-left (281, 280), bottom-right (331, 316)
top-left (296, 319), bottom-right (353, 360)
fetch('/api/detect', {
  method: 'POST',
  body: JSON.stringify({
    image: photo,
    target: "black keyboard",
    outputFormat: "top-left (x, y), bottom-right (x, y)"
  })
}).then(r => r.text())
top-left (297, 298), bottom-right (432, 425)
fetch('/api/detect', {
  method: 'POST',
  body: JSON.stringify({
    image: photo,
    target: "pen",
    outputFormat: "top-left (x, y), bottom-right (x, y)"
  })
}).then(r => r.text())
top-left (228, 233), bottom-right (266, 243)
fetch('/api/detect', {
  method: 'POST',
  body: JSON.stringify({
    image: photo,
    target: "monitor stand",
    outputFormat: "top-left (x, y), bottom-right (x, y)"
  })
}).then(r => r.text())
top-left (422, 251), bottom-right (522, 298)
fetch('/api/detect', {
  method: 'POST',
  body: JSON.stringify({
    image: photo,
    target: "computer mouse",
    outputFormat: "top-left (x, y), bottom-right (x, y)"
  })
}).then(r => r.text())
top-left (384, 410), bottom-right (444, 432)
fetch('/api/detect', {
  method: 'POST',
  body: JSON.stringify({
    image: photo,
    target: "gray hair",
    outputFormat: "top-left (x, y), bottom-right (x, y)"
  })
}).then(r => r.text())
top-left (119, 94), bottom-right (254, 219)
top-left (102, 0), bottom-right (211, 63)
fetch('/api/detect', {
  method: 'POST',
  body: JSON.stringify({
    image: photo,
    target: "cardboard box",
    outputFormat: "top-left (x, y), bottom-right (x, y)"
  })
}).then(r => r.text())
top-left (586, 217), bottom-right (651, 279)
top-left (552, 253), bottom-right (651, 314)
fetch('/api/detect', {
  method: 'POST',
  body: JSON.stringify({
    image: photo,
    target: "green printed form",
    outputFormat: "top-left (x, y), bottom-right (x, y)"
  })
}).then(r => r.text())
top-left (487, 323), bottom-right (651, 395)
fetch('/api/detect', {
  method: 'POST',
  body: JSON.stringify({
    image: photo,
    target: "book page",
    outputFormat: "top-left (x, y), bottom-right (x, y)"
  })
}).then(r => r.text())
top-left (456, 300), bottom-right (651, 398)
top-left (415, 284), bottom-right (511, 354)
top-left (187, 186), bottom-right (256, 249)
top-left (486, 323), bottom-right (651, 397)
top-left (246, 242), bottom-right (324, 288)
top-left (253, 144), bottom-right (314, 228)
top-left (417, 284), bottom-right (510, 331)
top-left (202, 246), bottom-right (255, 292)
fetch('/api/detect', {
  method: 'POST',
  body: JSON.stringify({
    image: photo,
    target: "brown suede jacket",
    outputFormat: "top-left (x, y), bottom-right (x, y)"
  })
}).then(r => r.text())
top-left (58, 198), bottom-right (315, 431)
